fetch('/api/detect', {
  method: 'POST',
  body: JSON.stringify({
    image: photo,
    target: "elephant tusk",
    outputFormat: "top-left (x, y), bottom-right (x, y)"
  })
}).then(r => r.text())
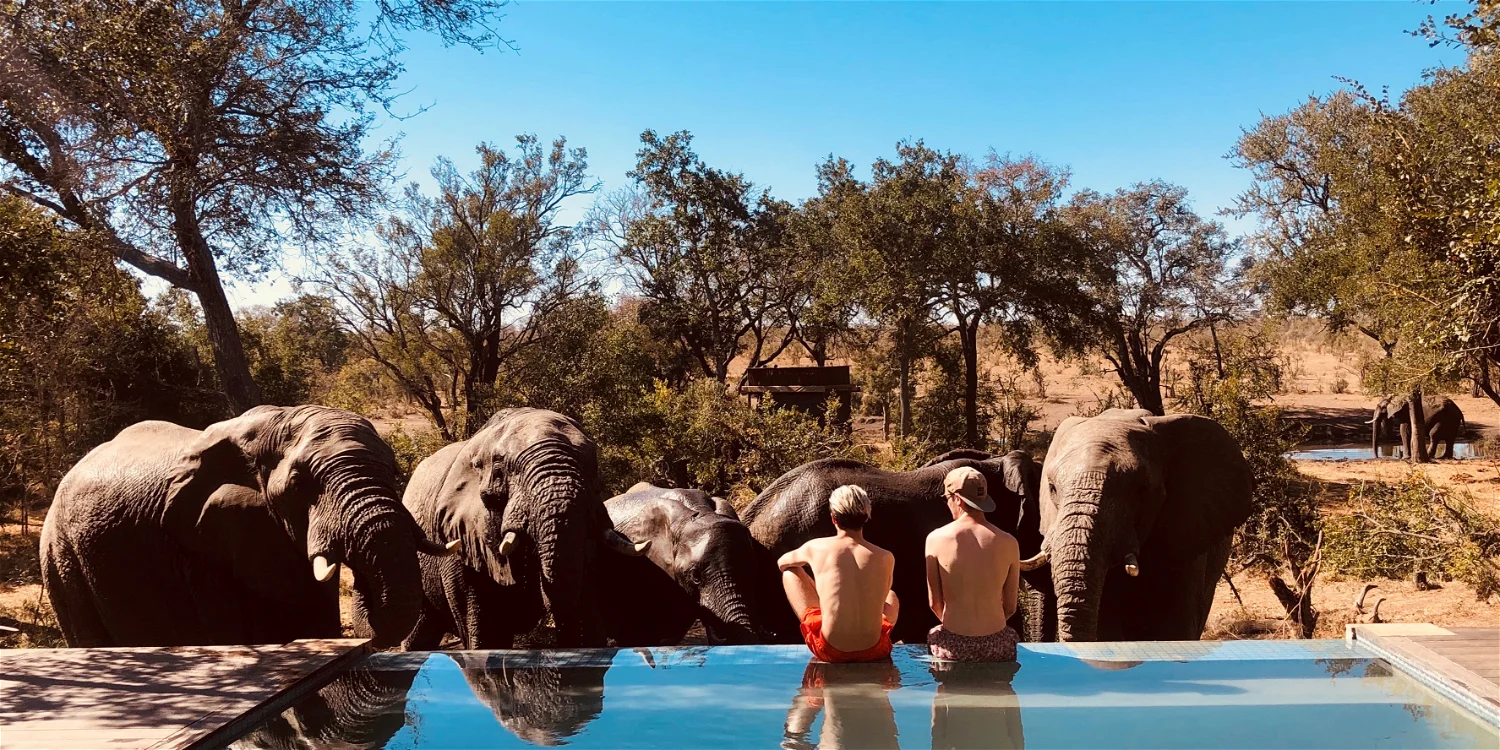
top-left (1124, 553), bottom-right (1140, 577)
top-left (1018, 551), bottom-right (1049, 571)
top-left (603, 528), bottom-right (651, 556)
top-left (417, 537), bottom-right (462, 557)
top-left (1354, 583), bottom-right (1378, 614)
top-left (497, 530), bottom-right (518, 557)
top-left (312, 555), bottom-right (339, 583)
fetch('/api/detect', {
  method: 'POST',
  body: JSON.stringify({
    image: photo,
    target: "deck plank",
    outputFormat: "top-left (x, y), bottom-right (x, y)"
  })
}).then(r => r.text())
top-left (0, 639), bottom-right (367, 750)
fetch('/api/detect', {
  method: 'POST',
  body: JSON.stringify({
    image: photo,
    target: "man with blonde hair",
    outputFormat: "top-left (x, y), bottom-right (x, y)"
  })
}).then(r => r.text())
top-left (925, 466), bottom-right (1020, 662)
top-left (778, 485), bottom-right (900, 662)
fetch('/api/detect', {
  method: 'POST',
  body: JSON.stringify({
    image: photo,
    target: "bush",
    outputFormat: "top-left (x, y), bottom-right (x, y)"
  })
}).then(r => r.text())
top-left (603, 379), bottom-right (858, 506)
top-left (1324, 473), bottom-right (1500, 600)
top-left (383, 425), bottom-right (448, 493)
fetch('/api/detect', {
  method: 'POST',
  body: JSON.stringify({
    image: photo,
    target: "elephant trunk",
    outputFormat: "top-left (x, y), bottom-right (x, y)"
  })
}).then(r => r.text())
top-left (1371, 412), bottom-right (1382, 459)
top-left (525, 466), bottom-right (600, 647)
top-left (701, 581), bottom-right (759, 644)
top-left (1051, 490), bottom-right (1110, 643)
top-left (314, 458), bottom-right (422, 648)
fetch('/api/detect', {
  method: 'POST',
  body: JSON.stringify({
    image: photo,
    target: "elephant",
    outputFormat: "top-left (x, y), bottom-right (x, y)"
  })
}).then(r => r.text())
top-left (1370, 394), bottom-right (1464, 459)
top-left (230, 659), bottom-right (421, 749)
top-left (740, 450), bottom-right (1043, 645)
top-left (39, 405), bottom-right (457, 648)
top-left (402, 408), bottom-right (648, 650)
top-left (1030, 409), bottom-right (1251, 642)
top-left (452, 651), bottom-right (612, 746)
top-left (600, 483), bottom-right (765, 646)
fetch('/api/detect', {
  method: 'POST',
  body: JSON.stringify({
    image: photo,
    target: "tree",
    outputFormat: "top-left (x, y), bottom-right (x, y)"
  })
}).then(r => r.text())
top-left (238, 294), bottom-right (351, 406)
top-left (0, 0), bottom-right (505, 411)
top-left (319, 137), bottom-right (598, 439)
top-left (782, 157), bottom-right (863, 366)
top-left (841, 142), bottom-right (951, 437)
top-left (1230, 93), bottom-right (1406, 357)
top-left (1067, 182), bottom-right (1244, 415)
top-left (604, 130), bottom-right (797, 384)
top-left (0, 197), bottom-right (215, 529)
top-left (940, 152), bottom-right (1095, 447)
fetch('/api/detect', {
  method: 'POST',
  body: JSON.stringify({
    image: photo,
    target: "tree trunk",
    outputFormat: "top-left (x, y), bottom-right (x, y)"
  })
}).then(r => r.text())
top-left (170, 185), bottom-right (260, 413)
top-left (1477, 356), bottom-right (1500, 408)
top-left (1121, 372), bottom-right (1164, 416)
top-left (1408, 386), bottom-right (1430, 463)
top-left (961, 316), bottom-right (981, 448)
top-left (898, 350), bottom-right (912, 439)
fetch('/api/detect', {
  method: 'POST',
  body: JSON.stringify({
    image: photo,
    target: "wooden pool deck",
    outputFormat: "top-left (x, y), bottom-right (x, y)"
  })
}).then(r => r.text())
top-left (1348, 623), bottom-right (1500, 727)
top-left (0, 638), bottom-right (368, 749)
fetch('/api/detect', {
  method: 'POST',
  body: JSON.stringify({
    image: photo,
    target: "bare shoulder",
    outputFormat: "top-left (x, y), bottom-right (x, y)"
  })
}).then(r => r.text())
top-left (994, 527), bottom-right (1020, 555)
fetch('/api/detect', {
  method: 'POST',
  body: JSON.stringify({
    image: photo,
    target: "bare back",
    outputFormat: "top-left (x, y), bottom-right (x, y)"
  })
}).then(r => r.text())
top-left (797, 535), bottom-right (895, 652)
top-left (926, 517), bottom-right (1018, 637)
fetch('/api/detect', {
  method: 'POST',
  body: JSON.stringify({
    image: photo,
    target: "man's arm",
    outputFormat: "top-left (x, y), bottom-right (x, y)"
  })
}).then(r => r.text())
top-left (777, 542), bottom-right (812, 572)
top-left (925, 535), bottom-right (945, 621)
top-left (1002, 535), bottom-right (1020, 620)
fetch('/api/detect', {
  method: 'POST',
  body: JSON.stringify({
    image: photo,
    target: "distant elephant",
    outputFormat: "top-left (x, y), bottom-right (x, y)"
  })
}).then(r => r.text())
top-left (230, 659), bottom-right (421, 749)
top-left (1031, 409), bottom-right (1251, 641)
top-left (741, 450), bottom-right (1043, 644)
top-left (402, 408), bottom-right (648, 650)
top-left (452, 651), bottom-right (611, 746)
top-left (601, 483), bottom-right (765, 645)
top-left (40, 406), bottom-right (457, 648)
top-left (1370, 394), bottom-right (1464, 459)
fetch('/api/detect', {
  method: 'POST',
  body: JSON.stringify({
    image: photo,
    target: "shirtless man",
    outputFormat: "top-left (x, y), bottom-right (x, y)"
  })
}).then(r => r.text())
top-left (778, 485), bottom-right (900, 663)
top-left (925, 467), bottom-right (1020, 662)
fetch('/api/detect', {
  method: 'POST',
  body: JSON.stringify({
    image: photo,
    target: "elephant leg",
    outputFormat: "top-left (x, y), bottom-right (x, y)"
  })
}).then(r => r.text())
top-left (403, 609), bottom-right (447, 651)
top-left (1198, 537), bottom-right (1233, 636)
top-left (455, 565), bottom-right (522, 650)
top-left (41, 542), bottom-right (110, 647)
top-left (1399, 423), bottom-right (1411, 458)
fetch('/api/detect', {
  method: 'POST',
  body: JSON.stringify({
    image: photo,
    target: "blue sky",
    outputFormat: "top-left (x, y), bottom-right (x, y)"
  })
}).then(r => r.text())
top-left (232, 1), bottom-right (1462, 307)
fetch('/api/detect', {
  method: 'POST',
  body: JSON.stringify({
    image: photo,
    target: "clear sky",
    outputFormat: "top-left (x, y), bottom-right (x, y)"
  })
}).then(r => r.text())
top-left (229, 0), bottom-right (1463, 307)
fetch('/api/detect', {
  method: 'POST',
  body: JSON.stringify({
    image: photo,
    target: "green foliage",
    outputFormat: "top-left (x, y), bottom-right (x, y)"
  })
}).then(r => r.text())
top-left (1324, 473), bottom-right (1500, 600)
top-left (238, 295), bottom-right (351, 406)
top-left (383, 425), bottom-right (450, 493)
top-left (604, 379), bottom-right (857, 506)
top-left (0, 198), bottom-right (220, 527)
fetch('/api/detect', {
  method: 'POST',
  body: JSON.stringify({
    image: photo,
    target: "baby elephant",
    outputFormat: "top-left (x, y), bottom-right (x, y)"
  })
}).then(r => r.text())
top-left (600, 484), bottom-right (766, 645)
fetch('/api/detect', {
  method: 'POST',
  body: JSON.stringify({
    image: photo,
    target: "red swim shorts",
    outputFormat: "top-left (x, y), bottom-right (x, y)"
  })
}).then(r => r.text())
top-left (799, 607), bottom-right (894, 663)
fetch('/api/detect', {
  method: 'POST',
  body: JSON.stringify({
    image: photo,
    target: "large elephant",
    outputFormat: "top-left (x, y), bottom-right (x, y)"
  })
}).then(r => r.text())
top-left (1370, 394), bottom-right (1464, 459)
top-left (601, 483), bottom-right (764, 645)
top-left (402, 408), bottom-right (647, 650)
top-left (39, 405), bottom-right (456, 648)
top-left (741, 450), bottom-right (1043, 644)
top-left (1031, 409), bottom-right (1251, 642)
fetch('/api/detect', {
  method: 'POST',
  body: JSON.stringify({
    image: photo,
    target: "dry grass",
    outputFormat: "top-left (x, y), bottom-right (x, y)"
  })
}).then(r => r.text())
top-left (0, 525), bottom-right (64, 648)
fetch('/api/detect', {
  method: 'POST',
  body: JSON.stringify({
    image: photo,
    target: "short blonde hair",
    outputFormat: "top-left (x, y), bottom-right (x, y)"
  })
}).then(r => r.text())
top-left (829, 484), bottom-right (871, 529)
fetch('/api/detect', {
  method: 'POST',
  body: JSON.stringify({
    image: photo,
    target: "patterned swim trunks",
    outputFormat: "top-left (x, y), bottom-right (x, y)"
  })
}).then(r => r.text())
top-left (927, 625), bottom-right (1019, 662)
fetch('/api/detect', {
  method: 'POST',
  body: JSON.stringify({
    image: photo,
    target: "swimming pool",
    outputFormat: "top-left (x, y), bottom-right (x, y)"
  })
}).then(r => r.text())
top-left (233, 641), bottom-right (1498, 749)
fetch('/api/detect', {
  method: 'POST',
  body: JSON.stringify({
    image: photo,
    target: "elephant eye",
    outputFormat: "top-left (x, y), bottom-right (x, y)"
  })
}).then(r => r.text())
top-left (689, 569), bottom-right (702, 586)
top-left (469, 456), bottom-right (482, 470)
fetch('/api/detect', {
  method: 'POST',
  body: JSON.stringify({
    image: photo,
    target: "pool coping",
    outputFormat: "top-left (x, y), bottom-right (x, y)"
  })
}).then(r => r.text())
top-left (1347, 624), bottom-right (1500, 729)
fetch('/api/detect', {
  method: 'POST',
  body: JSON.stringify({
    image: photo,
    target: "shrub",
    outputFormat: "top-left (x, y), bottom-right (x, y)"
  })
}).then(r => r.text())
top-left (600, 379), bottom-right (858, 505)
top-left (1324, 473), bottom-right (1500, 600)
top-left (1331, 377), bottom-right (1349, 394)
top-left (383, 425), bottom-right (448, 493)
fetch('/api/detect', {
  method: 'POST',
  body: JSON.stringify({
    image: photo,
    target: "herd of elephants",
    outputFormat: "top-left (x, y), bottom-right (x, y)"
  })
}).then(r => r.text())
top-left (35, 392), bottom-right (1464, 654)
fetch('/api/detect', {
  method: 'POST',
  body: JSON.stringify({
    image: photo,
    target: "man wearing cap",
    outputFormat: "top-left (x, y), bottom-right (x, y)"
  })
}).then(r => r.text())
top-left (924, 466), bottom-right (1020, 662)
top-left (778, 485), bottom-right (900, 663)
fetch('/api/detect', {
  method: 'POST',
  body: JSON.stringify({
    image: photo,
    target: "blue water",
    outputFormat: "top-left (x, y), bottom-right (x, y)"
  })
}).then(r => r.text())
top-left (1289, 443), bottom-right (1480, 461)
top-left (234, 642), bottom-right (1498, 749)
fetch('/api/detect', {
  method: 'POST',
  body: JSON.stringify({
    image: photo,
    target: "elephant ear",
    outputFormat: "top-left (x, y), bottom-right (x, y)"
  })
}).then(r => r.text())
top-left (711, 496), bottom-right (740, 522)
top-left (1140, 414), bottom-right (1253, 561)
top-left (998, 451), bottom-right (1044, 557)
top-left (430, 442), bottom-right (516, 586)
top-left (162, 410), bottom-right (280, 532)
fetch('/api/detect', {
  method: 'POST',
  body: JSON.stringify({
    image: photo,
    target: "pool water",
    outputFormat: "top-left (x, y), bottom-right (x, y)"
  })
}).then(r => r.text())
top-left (1289, 443), bottom-right (1481, 461)
top-left (234, 641), bottom-right (1497, 749)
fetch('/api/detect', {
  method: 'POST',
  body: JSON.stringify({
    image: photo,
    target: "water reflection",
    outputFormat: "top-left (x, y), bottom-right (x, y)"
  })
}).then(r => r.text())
top-left (450, 651), bottom-right (613, 746)
top-left (1289, 443), bottom-right (1480, 461)
top-left (782, 660), bottom-right (903, 750)
top-left (229, 663), bottom-right (419, 749)
top-left (929, 661), bottom-right (1024, 750)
